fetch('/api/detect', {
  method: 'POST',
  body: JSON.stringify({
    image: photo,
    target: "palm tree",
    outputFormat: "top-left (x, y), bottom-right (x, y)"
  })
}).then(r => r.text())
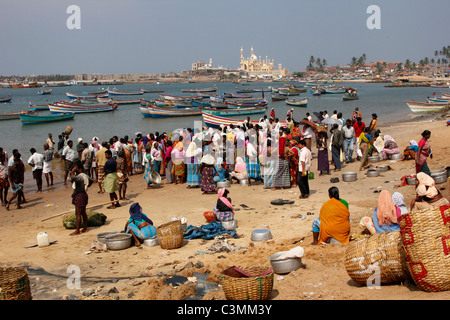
top-left (351, 57), bottom-right (357, 66)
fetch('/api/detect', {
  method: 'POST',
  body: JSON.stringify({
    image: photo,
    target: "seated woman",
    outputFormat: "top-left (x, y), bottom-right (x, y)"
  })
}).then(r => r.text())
top-left (410, 172), bottom-right (449, 212)
top-left (229, 157), bottom-right (249, 185)
top-left (380, 135), bottom-right (400, 160)
top-left (213, 158), bottom-right (230, 183)
top-left (372, 190), bottom-right (402, 233)
top-left (311, 187), bottom-right (350, 245)
top-left (401, 140), bottom-right (418, 161)
top-left (213, 188), bottom-right (234, 222)
top-left (124, 203), bottom-right (157, 246)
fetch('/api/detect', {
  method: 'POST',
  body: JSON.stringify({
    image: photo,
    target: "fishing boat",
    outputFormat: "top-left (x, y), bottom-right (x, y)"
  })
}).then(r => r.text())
top-left (107, 89), bottom-right (143, 96)
top-left (160, 94), bottom-right (203, 101)
top-left (285, 98), bottom-right (308, 107)
top-left (37, 88), bottom-right (52, 95)
top-left (235, 88), bottom-right (254, 94)
top-left (140, 89), bottom-right (164, 93)
top-left (10, 82), bottom-right (37, 88)
top-left (288, 87), bottom-right (307, 93)
top-left (140, 105), bottom-right (201, 118)
top-left (224, 92), bottom-right (253, 99)
top-left (225, 100), bottom-right (268, 109)
top-left (405, 101), bottom-right (449, 113)
top-left (97, 97), bottom-right (141, 105)
top-left (441, 93), bottom-right (450, 99)
top-left (202, 112), bottom-right (287, 129)
top-left (325, 87), bottom-right (346, 94)
top-left (20, 113), bottom-right (75, 125)
top-left (200, 105), bottom-right (267, 117)
top-left (29, 103), bottom-right (50, 111)
top-left (181, 87), bottom-right (217, 93)
top-left (342, 93), bottom-right (359, 101)
top-left (191, 100), bottom-right (212, 108)
top-left (0, 95), bottom-right (12, 103)
top-left (66, 91), bottom-right (108, 99)
top-left (0, 110), bottom-right (38, 121)
top-left (427, 97), bottom-right (448, 103)
top-left (271, 93), bottom-right (288, 101)
top-left (49, 103), bottom-right (118, 114)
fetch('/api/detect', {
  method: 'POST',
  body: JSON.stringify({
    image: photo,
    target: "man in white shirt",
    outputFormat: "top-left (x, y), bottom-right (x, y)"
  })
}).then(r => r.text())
top-left (28, 148), bottom-right (44, 192)
top-left (62, 140), bottom-right (76, 185)
top-left (342, 119), bottom-right (355, 163)
top-left (298, 139), bottom-right (312, 199)
top-left (302, 123), bottom-right (315, 151)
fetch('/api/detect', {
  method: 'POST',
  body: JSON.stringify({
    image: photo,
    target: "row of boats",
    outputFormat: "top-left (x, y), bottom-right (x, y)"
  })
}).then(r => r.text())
top-left (406, 92), bottom-right (450, 113)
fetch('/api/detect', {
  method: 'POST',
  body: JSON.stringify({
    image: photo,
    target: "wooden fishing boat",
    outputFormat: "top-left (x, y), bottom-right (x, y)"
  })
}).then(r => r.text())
top-left (202, 112), bottom-right (287, 129)
top-left (427, 97), bottom-right (448, 103)
top-left (11, 82), bottom-right (37, 88)
top-left (140, 105), bottom-right (201, 118)
top-left (107, 89), bottom-right (143, 96)
top-left (288, 87), bottom-right (307, 93)
top-left (325, 88), bottom-right (346, 94)
top-left (97, 97), bottom-right (141, 105)
top-left (192, 100), bottom-right (212, 108)
top-left (66, 91), bottom-right (108, 99)
top-left (225, 100), bottom-right (268, 109)
top-left (0, 110), bottom-right (38, 121)
top-left (441, 93), bottom-right (450, 99)
top-left (285, 98), bottom-right (308, 107)
top-left (0, 95), bottom-right (12, 103)
top-left (37, 89), bottom-right (52, 95)
top-left (140, 89), bottom-right (164, 93)
top-left (271, 93), bottom-right (288, 101)
top-left (405, 101), bottom-right (449, 113)
top-left (235, 88), bottom-right (254, 94)
top-left (224, 92), bottom-right (253, 99)
top-left (29, 104), bottom-right (49, 111)
top-left (342, 93), bottom-right (359, 101)
top-left (181, 87), bottom-right (217, 93)
top-left (20, 113), bottom-right (75, 125)
top-left (49, 103), bottom-right (118, 114)
top-left (200, 105), bottom-right (267, 117)
top-left (160, 94), bottom-right (203, 101)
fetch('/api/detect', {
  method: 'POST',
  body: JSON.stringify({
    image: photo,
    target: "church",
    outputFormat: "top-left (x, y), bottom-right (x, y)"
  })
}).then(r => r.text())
top-left (238, 46), bottom-right (287, 78)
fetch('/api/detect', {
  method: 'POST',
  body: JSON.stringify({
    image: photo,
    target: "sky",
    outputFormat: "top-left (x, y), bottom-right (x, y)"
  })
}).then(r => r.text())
top-left (1, 0), bottom-right (449, 76)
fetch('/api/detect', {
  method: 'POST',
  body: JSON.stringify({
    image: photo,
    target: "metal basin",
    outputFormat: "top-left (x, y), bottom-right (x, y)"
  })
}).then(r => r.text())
top-left (377, 165), bottom-right (389, 172)
top-left (368, 156), bottom-right (380, 163)
top-left (269, 251), bottom-right (303, 274)
top-left (406, 176), bottom-right (416, 185)
top-left (150, 172), bottom-right (161, 184)
top-left (431, 170), bottom-right (447, 184)
top-left (216, 180), bottom-right (231, 188)
top-left (389, 153), bottom-right (402, 160)
top-left (97, 231), bottom-right (119, 244)
top-left (221, 220), bottom-right (238, 231)
top-left (251, 228), bottom-right (272, 242)
top-left (239, 179), bottom-right (249, 185)
top-left (105, 233), bottom-right (132, 250)
top-left (342, 172), bottom-right (357, 182)
top-left (143, 237), bottom-right (159, 247)
top-left (367, 168), bottom-right (380, 177)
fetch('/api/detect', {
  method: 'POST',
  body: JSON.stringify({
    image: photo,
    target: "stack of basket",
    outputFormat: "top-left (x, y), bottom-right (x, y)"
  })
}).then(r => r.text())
top-left (344, 231), bottom-right (408, 286)
top-left (156, 220), bottom-right (184, 250)
top-left (220, 266), bottom-right (274, 300)
top-left (399, 204), bottom-right (450, 292)
top-left (0, 267), bottom-right (32, 300)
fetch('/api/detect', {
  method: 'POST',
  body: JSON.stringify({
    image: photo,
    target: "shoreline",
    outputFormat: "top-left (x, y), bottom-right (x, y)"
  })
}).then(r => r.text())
top-left (1, 111), bottom-right (449, 301)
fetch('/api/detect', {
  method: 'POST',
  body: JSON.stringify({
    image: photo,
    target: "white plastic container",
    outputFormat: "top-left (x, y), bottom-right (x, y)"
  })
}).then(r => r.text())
top-left (37, 232), bottom-right (49, 247)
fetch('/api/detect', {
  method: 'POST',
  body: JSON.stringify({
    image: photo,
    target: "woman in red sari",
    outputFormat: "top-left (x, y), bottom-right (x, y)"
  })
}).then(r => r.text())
top-left (415, 130), bottom-right (432, 176)
top-left (288, 140), bottom-right (300, 187)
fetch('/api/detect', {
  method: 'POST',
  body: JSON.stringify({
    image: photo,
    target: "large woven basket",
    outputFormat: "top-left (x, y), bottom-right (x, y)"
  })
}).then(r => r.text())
top-left (399, 204), bottom-right (450, 292)
top-left (344, 231), bottom-right (407, 286)
top-left (0, 267), bottom-right (32, 300)
top-left (156, 220), bottom-right (184, 250)
top-left (220, 266), bottom-right (274, 300)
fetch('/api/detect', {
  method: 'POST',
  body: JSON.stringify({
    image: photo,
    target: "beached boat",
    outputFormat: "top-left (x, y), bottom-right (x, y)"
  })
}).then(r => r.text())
top-left (20, 113), bottom-right (75, 125)
top-left (342, 93), bottom-right (359, 101)
top-left (49, 103), bottom-right (118, 114)
top-left (286, 98), bottom-right (308, 107)
top-left (108, 89), bottom-right (143, 96)
top-left (200, 105), bottom-right (267, 117)
top-left (405, 101), bottom-right (449, 113)
top-left (0, 95), bottom-right (12, 103)
top-left (202, 112), bottom-right (287, 129)
top-left (97, 97), bottom-right (141, 105)
top-left (0, 110), bottom-right (38, 121)
top-left (66, 91), bottom-right (108, 99)
top-left (140, 105), bottom-right (201, 118)
top-left (37, 89), bottom-right (52, 95)
top-left (140, 89), bottom-right (164, 93)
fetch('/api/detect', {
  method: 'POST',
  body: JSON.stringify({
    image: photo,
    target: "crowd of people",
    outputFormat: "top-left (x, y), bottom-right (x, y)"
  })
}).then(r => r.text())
top-left (0, 106), bottom-right (448, 244)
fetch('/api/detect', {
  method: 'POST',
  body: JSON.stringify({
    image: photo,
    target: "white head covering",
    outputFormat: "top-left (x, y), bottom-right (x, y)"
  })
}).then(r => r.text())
top-left (201, 154), bottom-right (215, 165)
top-left (392, 192), bottom-right (408, 215)
top-left (409, 140), bottom-right (418, 146)
top-left (416, 172), bottom-right (438, 198)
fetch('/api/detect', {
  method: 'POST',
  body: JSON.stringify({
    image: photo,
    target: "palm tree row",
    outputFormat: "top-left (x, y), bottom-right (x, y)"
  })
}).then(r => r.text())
top-left (306, 56), bottom-right (327, 72)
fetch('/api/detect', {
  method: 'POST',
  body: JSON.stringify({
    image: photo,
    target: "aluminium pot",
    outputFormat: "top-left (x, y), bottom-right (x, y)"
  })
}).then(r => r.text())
top-left (389, 153), bottom-right (402, 160)
top-left (342, 172), bottom-right (357, 182)
top-left (406, 176), bottom-right (416, 185)
top-left (216, 180), bottom-right (231, 188)
top-left (367, 168), bottom-right (380, 177)
top-left (221, 220), bottom-right (238, 231)
top-left (251, 229), bottom-right (272, 242)
top-left (269, 251), bottom-right (303, 275)
top-left (431, 170), bottom-right (447, 184)
top-left (104, 233), bottom-right (132, 250)
top-left (97, 231), bottom-right (119, 244)
top-left (368, 156), bottom-right (380, 163)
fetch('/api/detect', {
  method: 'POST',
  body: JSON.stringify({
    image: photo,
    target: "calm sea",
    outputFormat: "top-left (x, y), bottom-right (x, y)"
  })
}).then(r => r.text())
top-left (0, 81), bottom-right (439, 157)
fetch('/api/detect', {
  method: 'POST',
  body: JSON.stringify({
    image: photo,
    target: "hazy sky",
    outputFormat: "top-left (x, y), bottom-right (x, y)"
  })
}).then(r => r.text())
top-left (1, 0), bottom-right (449, 76)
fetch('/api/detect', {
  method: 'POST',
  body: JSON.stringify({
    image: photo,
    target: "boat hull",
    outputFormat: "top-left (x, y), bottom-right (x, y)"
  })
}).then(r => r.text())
top-left (286, 98), bottom-right (308, 107)
top-left (140, 106), bottom-right (201, 118)
top-left (200, 105), bottom-right (267, 116)
top-left (20, 113), bottom-right (75, 125)
top-left (49, 103), bottom-right (118, 114)
top-left (405, 101), bottom-right (448, 113)
top-left (202, 112), bottom-right (286, 129)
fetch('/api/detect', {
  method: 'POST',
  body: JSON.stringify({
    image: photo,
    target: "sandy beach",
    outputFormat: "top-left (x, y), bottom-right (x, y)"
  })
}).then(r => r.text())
top-left (1, 111), bottom-right (449, 301)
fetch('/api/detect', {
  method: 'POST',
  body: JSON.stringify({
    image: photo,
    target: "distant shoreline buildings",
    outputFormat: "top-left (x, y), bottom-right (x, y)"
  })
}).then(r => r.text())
top-left (238, 46), bottom-right (287, 79)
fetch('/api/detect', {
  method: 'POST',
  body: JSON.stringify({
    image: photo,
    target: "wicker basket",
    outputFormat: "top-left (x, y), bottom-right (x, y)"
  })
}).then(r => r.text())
top-left (156, 220), bottom-right (184, 250)
top-left (399, 204), bottom-right (450, 292)
top-left (344, 231), bottom-right (407, 286)
top-left (0, 267), bottom-right (32, 300)
top-left (220, 266), bottom-right (274, 300)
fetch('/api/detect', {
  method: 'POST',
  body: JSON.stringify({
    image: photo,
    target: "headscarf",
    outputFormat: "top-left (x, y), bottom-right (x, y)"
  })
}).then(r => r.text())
top-left (392, 192), bottom-right (408, 215)
top-left (218, 188), bottom-right (233, 212)
top-left (409, 140), bottom-right (418, 146)
top-left (235, 157), bottom-right (247, 172)
top-left (416, 172), bottom-right (438, 198)
top-left (376, 190), bottom-right (398, 226)
top-left (129, 203), bottom-right (152, 224)
top-left (201, 154), bottom-right (215, 165)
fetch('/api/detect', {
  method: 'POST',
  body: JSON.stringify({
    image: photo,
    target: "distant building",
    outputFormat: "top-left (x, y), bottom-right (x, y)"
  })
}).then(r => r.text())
top-left (192, 58), bottom-right (227, 72)
top-left (238, 46), bottom-right (287, 78)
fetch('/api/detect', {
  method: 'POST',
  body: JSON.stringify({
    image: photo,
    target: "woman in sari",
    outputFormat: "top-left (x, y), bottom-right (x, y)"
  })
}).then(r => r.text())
top-left (171, 143), bottom-right (186, 184)
top-left (273, 135), bottom-right (293, 189)
top-left (401, 140), bottom-right (418, 161)
top-left (262, 139), bottom-right (276, 189)
top-left (358, 128), bottom-right (373, 170)
top-left (213, 188), bottom-right (234, 221)
top-left (198, 154), bottom-right (216, 194)
top-left (415, 130), bottom-right (432, 176)
top-left (164, 140), bottom-right (174, 183)
top-left (133, 136), bottom-right (144, 174)
top-left (316, 131), bottom-right (329, 175)
top-left (311, 187), bottom-right (350, 245)
top-left (143, 147), bottom-right (154, 189)
top-left (186, 140), bottom-right (202, 188)
top-left (371, 190), bottom-right (401, 233)
top-left (410, 172), bottom-right (449, 212)
top-left (380, 135), bottom-right (400, 160)
top-left (288, 140), bottom-right (300, 187)
top-left (122, 141), bottom-right (135, 175)
top-left (124, 203), bottom-right (157, 247)
top-left (116, 150), bottom-right (129, 200)
top-left (230, 157), bottom-right (249, 185)
top-left (246, 136), bottom-right (261, 184)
